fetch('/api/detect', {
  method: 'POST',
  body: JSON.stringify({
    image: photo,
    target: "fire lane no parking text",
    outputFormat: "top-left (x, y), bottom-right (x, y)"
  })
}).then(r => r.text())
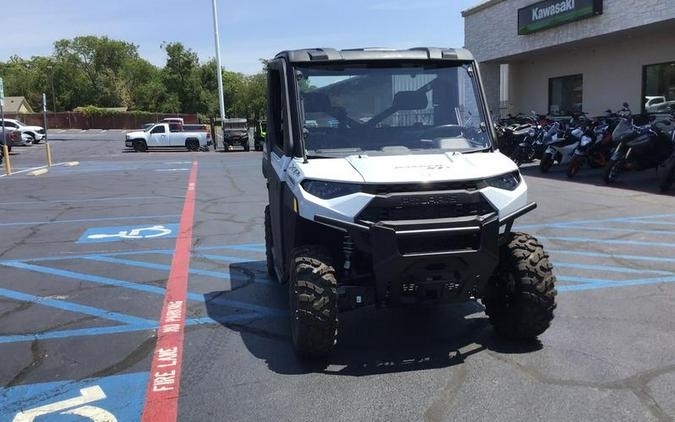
top-left (140, 161), bottom-right (198, 422)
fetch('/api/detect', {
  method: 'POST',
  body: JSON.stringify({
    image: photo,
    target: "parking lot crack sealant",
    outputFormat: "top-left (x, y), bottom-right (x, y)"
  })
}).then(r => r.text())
top-left (140, 161), bottom-right (198, 422)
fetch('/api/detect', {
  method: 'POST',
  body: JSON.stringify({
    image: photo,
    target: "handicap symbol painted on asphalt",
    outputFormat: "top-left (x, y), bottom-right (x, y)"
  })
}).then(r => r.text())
top-left (1, 372), bottom-right (148, 422)
top-left (77, 224), bottom-right (179, 244)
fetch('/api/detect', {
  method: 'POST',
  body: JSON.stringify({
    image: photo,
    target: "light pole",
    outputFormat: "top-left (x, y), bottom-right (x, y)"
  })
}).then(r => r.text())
top-left (211, 0), bottom-right (226, 149)
top-left (47, 64), bottom-right (56, 112)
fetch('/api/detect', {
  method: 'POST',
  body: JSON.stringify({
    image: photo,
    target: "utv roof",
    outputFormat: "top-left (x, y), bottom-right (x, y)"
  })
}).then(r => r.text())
top-left (275, 47), bottom-right (475, 63)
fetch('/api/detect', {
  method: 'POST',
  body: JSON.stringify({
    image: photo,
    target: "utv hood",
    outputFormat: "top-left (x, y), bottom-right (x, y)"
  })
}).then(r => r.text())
top-left (344, 152), bottom-right (517, 183)
top-left (298, 152), bottom-right (518, 184)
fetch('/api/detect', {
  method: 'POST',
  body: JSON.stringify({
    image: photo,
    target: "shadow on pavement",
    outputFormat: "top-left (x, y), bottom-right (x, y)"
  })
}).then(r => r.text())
top-left (206, 261), bottom-right (543, 377)
top-left (520, 162), bottom-right (675, 195)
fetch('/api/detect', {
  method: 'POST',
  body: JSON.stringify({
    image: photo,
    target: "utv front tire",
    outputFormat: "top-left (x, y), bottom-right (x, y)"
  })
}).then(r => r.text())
top-left (484, 233), bottom-right (557, 340)
top-left (289, 246), bottom-right (338, 358)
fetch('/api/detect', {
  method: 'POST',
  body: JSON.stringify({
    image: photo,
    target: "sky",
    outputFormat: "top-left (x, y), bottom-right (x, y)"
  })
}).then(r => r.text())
top-left (1, 0), bottom-right (480, 75)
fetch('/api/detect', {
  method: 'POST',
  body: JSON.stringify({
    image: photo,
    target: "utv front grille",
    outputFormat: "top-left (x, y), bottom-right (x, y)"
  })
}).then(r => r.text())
top-left (362, 181), bottom-right (483, 194)
top-left (356, 191), bottom-right (494, 223)
top-left (398, 232), bottom-right (480, 255)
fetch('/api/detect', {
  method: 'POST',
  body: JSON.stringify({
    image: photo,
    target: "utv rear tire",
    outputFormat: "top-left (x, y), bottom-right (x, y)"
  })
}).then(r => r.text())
top-left (289, 246), bottom-right (338, 358)
top-left (484, 233), bottom-right (557, 340)
top-left (264, 205), bottom-right (275, 280)
top-left (539, 153), bottom-right (553, 173)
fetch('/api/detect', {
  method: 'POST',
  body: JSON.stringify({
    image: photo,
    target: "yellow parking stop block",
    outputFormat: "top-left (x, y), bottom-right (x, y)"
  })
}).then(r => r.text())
top-left (28, 168), bottom-right (49, 176)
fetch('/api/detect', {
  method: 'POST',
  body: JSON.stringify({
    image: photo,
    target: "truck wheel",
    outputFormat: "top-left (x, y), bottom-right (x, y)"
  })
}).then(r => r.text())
top-left (484, 233), bottom-right (557, 340)
top-left (186, 139), bottom-right (199, 151)
top-left (659, 158), bottom-right (675, 192)
top-left (289, 246), bottom-right (338, 358)
top-left (264, 205), bottom-right (276, 280)
top-left (133, 140), bottom-right (148, 152)
top-left (539, 153), bottom-right (553, 173)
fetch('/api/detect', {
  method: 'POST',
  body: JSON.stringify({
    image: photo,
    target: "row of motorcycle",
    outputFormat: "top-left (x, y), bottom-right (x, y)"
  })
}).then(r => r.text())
top-left (495, 103), bottom-right (675, 192)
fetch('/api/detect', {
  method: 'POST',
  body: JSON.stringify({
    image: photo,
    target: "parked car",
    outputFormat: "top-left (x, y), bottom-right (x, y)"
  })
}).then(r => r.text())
top-left (222, 118), bottom-right (250, 151)
top-left (125, 123), bottom-right (211, 152)
top-left (645, 96), bottom-right (675, 114)
top-left (0, 127), bottom-right (19, 157)
top-left (0, 118), bottom-right (45, 144)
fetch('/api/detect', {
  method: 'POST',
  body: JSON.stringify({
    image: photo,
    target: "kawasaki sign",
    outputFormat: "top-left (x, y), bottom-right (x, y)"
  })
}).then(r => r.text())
top-left (518, 0), bottom-right (603, 35)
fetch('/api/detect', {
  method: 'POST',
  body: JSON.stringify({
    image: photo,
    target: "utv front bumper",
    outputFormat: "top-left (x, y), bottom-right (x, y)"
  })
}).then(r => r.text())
top-left (314, 202), bottom-right (536, 307)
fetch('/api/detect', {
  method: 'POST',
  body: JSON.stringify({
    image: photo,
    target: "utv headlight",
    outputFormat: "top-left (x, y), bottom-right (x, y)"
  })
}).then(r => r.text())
top-left (485, 171), bottom-right (521, 191)
top-left (301, 180), bottom-right (361, 199)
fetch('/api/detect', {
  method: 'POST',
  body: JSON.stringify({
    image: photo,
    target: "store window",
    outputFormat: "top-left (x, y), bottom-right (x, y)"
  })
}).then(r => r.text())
top-left (548, 74), bottom-right (583, 116)
top-left (643, 62), bottom-right (675, 114)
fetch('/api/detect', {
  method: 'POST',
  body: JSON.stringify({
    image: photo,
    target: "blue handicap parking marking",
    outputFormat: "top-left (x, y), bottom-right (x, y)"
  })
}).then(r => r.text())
top-left (0, 372), bottom-right (147, 421)
top-left (0, 242), bottom-right (283, 345)
top-left (77, 224), bottom-right (179, 244)
top-left (518, 213), bottom-right (675, 292)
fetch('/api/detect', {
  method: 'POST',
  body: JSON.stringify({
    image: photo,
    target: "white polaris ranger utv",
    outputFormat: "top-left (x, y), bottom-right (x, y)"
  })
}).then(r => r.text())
top-left (262, 48), bottom-right (556, 358)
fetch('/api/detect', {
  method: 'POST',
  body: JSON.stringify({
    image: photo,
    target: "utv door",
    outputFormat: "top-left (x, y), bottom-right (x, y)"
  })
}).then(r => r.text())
top-left (264, 59), bottom-right (294, 280)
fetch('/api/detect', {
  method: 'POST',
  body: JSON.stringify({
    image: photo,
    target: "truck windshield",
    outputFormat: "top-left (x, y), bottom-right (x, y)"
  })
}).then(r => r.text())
top-left (296, 62), bottom-right (491, 157)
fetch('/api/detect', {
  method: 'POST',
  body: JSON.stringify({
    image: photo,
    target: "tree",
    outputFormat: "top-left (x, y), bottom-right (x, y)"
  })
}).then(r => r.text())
top-left (0, 36), bottom-right (268, 116)
top-left (53, 36), bottom-right (139, 107)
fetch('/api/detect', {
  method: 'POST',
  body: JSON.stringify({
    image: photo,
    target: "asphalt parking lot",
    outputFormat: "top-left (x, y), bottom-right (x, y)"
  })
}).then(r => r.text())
top-left (1, 135), bottom-right (674, 421)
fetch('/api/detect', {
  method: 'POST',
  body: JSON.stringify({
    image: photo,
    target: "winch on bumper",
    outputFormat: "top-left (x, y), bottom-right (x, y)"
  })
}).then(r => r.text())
top-left (313, 190), bottom-right (536, 309)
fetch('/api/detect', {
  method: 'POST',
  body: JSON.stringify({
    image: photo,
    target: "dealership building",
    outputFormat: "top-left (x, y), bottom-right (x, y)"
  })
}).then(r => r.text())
top-left (463, 0), bottom-right (675, 117)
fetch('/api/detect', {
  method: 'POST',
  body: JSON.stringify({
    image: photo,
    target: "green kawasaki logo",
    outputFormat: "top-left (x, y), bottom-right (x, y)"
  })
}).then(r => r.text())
top-left (532, 0), bottom-right (575, 21)
top-left (518, 0), bottom-right (602, 35)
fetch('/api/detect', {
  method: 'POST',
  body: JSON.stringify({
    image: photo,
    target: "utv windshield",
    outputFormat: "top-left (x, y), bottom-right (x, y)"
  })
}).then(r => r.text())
top-left (296, 62), bottom-right (492, 157)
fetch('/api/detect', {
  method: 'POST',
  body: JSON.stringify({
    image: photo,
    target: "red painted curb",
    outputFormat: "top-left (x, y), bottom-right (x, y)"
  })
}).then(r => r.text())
top-left (141, 161), bottom-right (198, 422)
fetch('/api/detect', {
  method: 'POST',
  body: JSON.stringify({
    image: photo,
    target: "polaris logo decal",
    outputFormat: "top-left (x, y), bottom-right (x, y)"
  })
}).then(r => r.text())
top-left (532, 0), bottom-right (574, 21)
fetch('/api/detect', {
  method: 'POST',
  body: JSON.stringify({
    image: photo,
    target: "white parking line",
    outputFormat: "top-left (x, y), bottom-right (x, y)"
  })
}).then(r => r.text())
top-left (0, 162), bottom-right (70, 178)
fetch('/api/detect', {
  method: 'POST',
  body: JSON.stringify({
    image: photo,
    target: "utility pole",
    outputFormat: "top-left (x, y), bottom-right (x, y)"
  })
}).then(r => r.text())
top-left (211, 0), bottom-right (226, 150)
top-left (49, 66), bottom-right (56, 112)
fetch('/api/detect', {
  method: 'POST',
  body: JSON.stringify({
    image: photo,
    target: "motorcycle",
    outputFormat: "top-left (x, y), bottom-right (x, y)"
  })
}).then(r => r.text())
top-left (539, 112), bottom-right (587, 173)
top-left (658, 123), bottom-right (675, 192)
top-left (512, 111), bottom-right (551, 165)
top-left (604, 114), bottom-right (675, 186)
top-left (566, 106), bottom-right (631, 178)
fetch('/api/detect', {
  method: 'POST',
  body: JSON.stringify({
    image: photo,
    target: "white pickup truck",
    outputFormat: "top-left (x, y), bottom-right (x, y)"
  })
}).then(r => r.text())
top-left (125, 123), bottom-right (211, 152)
